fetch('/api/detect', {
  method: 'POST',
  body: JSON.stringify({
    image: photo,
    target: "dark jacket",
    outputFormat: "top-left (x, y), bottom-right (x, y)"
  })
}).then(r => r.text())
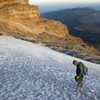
top-left (76, 62), bottom-right (84, 77)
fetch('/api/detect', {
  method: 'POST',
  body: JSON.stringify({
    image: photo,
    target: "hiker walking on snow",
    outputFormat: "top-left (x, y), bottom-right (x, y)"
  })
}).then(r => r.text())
top-left (73, 60), bottom-right (88, 87)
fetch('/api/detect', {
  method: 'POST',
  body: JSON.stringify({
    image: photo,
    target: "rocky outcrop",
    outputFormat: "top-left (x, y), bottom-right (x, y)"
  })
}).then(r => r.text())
top-left (0, 1), bottom-right (40, 18)
top-left (0, 0), bottom-right (68, 37)
top-left (0, 0), bottom-right (28, 4)
top-left (0, 0), bottom-right (99, 55)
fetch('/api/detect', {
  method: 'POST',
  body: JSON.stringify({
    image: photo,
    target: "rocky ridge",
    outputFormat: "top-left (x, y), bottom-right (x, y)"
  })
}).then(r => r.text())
top-left (0, 0), bottom-right (99, 56)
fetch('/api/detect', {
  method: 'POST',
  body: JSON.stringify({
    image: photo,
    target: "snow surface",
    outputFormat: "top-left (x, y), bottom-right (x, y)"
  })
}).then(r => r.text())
top-left (0, 36), bottom-right (100, 100)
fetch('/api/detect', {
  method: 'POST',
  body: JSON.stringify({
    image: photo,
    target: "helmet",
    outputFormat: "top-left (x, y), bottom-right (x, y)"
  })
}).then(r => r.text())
top-left (73, 60), bottom-right (79, 65)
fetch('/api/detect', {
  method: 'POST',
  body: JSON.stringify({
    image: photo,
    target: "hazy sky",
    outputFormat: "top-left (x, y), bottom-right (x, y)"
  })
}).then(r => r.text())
top-left (29, 0), bottom-right (100, 13)
top-left (29, 0), bottom-right (100, 4)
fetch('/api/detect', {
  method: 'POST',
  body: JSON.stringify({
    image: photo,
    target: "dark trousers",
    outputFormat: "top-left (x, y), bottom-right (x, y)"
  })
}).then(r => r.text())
top-left (75, 75), bottom-right (83, 87)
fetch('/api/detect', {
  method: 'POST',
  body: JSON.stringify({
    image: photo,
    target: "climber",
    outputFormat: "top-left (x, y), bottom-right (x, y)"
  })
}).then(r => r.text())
top-left (73, 60), bottom-right (88, 87)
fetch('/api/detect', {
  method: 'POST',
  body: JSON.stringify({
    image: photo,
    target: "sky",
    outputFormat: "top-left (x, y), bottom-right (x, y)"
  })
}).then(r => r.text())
top-left (29, 0), bottom-right (100, 4)
top-left (29, 0), bottom-right (100, 13)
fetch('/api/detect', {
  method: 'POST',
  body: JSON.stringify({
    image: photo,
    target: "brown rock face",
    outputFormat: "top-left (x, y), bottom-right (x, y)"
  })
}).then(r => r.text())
top-left (0, 0), bottom-right (99, 55)
top-left (0, 0), bottom-right (68, 37)
top-left (0, 1), bottom-right (39, 18)
top-left (0, 0), bottom-right (28, 4)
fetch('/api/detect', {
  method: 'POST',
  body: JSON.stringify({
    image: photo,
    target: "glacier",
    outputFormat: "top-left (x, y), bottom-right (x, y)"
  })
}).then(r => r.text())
top-left (0, 36), bottom-right (100, 100)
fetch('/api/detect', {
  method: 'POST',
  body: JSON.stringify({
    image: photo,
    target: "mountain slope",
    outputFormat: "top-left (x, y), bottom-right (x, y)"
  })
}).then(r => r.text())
top-left (0, 1), bottom-right (99, 55)
top-left (0, 36), bottom-right (100, 100)
top-left (43, 8), bottom-right (100, 48)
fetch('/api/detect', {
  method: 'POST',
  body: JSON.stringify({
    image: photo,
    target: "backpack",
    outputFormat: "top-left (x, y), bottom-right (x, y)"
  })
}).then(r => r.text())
top-left (80, 62), bottom-right (88, 75)
top-left (83, 66), bottom-right (88, 75)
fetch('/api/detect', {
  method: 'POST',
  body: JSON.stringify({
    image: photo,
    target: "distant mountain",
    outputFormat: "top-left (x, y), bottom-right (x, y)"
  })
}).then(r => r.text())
top-left (43, 8), bottom-right (100, 49)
